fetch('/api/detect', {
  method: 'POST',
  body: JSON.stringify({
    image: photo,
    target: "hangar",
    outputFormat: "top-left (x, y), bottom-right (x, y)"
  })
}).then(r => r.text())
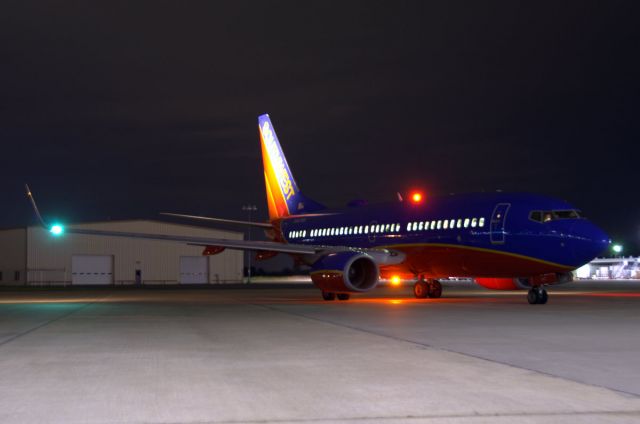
top-left (0, 220), bottom-right (244, 286)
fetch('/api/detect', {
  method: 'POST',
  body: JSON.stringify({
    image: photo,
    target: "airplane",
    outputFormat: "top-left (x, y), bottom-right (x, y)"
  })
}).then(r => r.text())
top-left (26, 114), bottom-right (610, 304)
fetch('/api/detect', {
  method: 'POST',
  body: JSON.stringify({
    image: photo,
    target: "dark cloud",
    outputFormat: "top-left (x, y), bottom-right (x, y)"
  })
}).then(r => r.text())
top-left (1, 1), bottom-right (639, 252)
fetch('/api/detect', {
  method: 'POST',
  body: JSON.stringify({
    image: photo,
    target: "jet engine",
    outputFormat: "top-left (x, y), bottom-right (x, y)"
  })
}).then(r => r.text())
top-left (310, 251), bottom-right (379, 293)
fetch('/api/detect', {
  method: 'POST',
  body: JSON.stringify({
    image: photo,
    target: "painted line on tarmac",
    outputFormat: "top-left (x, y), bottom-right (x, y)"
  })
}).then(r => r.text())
top-left (255, 302), bottom-right (640, 399)
top-left (159, 409), bottom-right (640, 424)
top-left (0, 293), bottom-right (112, 349)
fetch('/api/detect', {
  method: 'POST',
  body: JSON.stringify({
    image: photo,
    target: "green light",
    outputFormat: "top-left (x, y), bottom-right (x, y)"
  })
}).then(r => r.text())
top-left (612, 244), bottom-right (623, 254)
top-left (50, 224), bottom-right (64, 236)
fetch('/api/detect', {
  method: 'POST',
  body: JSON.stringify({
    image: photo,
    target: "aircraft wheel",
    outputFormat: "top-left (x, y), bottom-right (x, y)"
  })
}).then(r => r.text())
top-left (322, 291), bottom-right (336, 301)
top-left (336, 293), bottom-right (351, 301)
top-left (413, 281), bottom-right (429, 298)
top-left (428, 280), bottom-right (443, 298)
top-left (539, 289), bottom-right (548, 304)
top-left (527, 287), bottom-right (548, 305)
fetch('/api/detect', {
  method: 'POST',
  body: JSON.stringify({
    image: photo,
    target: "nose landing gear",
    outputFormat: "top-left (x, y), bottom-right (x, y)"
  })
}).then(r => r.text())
top-left (413, 278), bottom-right (443, 299)
top-left (527, 287), bottom-right (548, 305)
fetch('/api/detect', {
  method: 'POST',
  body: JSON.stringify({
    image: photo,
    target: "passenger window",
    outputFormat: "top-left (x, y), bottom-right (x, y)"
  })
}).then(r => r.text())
top-left (443, 220), bottom-right (449, 229)
top-left (364, 226), bottom-right (369, 234)
top-left (395, 224), bottom-right (400, 232)
top-left (464, 218), bottom-right (470, 228)
top-left (471, 218), bottom-right (477, 228)
top-left (437, 220), bottom-right (442, 229)
top-left (479, 217), bottom-right (485, 227)
top-left (418, 222), bottom-right (424, 231)
top-left (450, 219), bottom-right (455, 228)
top-left (430, 221), bottom-right (436, 230)
top-left (457, 219), bottom-right (462, 228)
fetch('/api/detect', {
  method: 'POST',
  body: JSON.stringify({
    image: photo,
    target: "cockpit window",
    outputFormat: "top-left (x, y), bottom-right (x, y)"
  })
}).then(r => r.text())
top-left (529, 211), bottom-right (542, 223)
top-left (530, 209), bottom-right (582, 223)
top-left (554, 210), bottom-right (581, 219)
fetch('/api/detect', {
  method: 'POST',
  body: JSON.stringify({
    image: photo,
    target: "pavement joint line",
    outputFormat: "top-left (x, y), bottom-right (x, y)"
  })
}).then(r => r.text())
top-left (145, 409), bottom-right (640, 424)
top-left (253, 302), bottom-right (640, 399)
top-left (0, 293), bottom-right (112, 349)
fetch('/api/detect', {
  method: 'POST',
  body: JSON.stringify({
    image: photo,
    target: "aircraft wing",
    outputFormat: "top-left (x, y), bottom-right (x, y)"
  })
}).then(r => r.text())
top-left (25, 184), bottom-right (403, 263)
top-left (61, 227), bottom-right (317, 255)
top-left (59, 227), bottom-right (403, 265)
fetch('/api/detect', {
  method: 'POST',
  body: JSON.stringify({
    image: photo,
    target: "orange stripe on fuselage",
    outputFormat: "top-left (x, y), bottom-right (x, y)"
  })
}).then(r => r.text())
top-left (260, 130), bottom-right (290, 220)
top-left (380, 243), bottom-right (574, 278)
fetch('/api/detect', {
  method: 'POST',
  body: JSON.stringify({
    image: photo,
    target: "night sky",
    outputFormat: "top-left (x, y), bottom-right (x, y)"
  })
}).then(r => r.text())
top-left (1, 2), bottom-right (639, 253)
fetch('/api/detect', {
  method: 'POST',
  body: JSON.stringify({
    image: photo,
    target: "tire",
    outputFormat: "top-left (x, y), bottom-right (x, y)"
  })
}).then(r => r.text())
top-left (428, 280), bottom-right (443, 298)
top-left (336, 293), bottom-right (351, 301)
top-left (414, 281), bottom-right (429, 298)
top-left (322, 291), bottom-right (336, 301)
top-left (539, 290), bottom-right (548, 304)
top-left (527, 289), bottom-right (539, 304)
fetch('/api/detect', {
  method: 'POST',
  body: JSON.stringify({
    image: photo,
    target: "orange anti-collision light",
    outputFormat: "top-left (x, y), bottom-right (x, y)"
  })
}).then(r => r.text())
top-left (411, 192), bottom-right (423, 203)
top-left (390, 275), bottom-right (401, 286)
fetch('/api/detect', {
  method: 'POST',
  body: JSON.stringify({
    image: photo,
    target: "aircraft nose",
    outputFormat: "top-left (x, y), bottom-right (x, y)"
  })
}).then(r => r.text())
top-left (570, 221), bottom-right (610, 264)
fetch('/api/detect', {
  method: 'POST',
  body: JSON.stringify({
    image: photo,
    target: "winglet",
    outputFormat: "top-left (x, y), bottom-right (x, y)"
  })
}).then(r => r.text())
top-left (25, 184), bottom-right (49, 228)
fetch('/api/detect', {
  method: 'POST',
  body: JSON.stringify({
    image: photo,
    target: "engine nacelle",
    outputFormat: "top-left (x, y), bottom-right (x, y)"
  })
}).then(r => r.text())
top-left (475, 272), bottom-right (574, 290)
top-left (310, 251), bottom-right (379, 293)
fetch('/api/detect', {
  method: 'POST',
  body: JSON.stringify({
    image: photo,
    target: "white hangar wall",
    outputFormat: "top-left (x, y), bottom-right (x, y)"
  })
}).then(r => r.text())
top-left (23, 220), bottom-right (243, 285)
top-left (0, 228), bottom-right (27, 284)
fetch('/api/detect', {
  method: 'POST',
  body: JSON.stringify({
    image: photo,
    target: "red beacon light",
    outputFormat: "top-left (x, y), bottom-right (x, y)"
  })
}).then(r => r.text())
top-left (411, 192), bottom-right (424, 203)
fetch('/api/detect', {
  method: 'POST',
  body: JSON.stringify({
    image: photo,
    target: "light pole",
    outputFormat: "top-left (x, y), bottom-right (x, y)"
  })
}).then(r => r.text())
top-left (242, 204), bottom-right (257, 283)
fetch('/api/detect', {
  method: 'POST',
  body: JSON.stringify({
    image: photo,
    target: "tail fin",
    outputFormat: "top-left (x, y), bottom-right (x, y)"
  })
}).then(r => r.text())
top-left (258, 114), bottom-right (325, 220)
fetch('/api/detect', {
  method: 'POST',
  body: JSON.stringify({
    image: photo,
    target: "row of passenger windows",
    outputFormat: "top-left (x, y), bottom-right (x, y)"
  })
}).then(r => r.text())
top-left (289, 223), bottom-right (401, 239)
top-left (287, 217), bottom-right (486, 239)
top-left (407, 217), bottom-right (485, 231)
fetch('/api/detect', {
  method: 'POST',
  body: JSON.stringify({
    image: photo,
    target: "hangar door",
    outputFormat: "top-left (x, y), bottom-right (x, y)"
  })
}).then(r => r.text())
top-left (180, 256), bottom-right (209, 284)
top-left (72, 255), bottom-right (113, 285)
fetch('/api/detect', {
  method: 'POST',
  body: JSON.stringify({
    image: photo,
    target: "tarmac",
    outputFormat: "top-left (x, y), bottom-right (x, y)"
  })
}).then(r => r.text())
top-left (0, 279), bottom-right (639, 423)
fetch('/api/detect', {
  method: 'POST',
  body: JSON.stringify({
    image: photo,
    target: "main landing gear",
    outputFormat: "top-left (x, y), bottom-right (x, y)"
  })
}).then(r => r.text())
top-left (321, 291), bottom-right (350, 301)
top-left (527, 287), bottom-right (548, 305)
top-left (413, 279), bottom-right (443, 299)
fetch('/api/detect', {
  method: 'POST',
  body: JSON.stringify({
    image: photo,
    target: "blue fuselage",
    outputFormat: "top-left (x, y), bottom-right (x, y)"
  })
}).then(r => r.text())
top-left (277, 192), bottom-right (609, 278)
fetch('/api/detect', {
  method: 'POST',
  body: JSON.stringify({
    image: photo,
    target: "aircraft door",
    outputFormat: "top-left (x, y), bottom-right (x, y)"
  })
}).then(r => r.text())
top-left (490, 203), bottom-right (511, 244)
top-left (367, 220), bottom-right (377, 243)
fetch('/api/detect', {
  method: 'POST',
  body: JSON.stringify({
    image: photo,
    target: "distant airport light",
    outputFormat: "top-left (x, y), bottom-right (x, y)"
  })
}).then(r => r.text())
top-left (411, 192), bottom-right (423, 203)
top-left (50, 224), bottom-right (64, 236)
top-left (390, 275), bottom-right (401, 286)
top-left (612, 244), bottom-right (623, 254)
